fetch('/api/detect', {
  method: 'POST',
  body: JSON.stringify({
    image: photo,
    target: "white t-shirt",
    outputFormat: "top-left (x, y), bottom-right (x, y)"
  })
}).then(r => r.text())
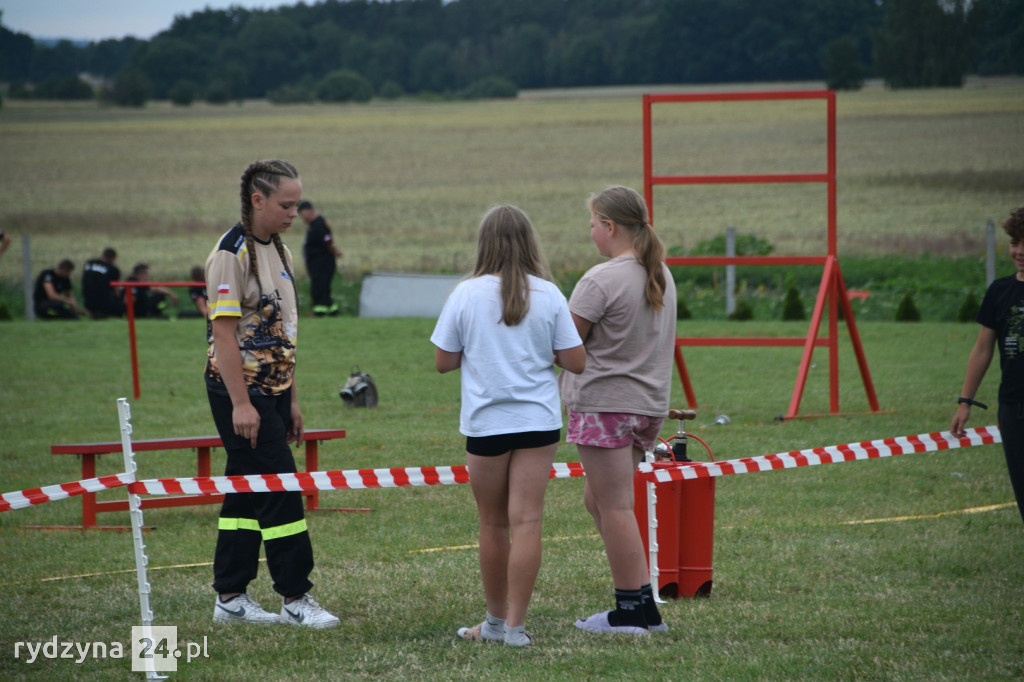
top-left (431, 274), bottom-right (582, 437)
top-left (560, 256), bottom-right (677, 416)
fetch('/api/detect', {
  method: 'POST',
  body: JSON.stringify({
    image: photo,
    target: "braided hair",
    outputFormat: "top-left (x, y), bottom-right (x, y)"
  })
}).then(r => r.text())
top-left (239, 159), bottom-right (299, 307)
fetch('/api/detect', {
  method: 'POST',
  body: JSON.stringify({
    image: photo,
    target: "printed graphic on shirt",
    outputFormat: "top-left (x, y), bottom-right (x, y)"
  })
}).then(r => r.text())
top-left (1004, 303), bottom-right (1024, 361)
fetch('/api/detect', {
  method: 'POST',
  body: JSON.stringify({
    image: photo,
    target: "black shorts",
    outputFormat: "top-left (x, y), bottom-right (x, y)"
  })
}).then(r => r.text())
top-left (465, 429), bottom-right (561, 457)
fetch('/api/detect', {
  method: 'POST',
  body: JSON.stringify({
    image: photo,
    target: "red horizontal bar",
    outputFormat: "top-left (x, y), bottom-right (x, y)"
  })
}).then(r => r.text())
top-left (646, 90), bottom-right (831, 104)
top-left (651, 173), bottom-right (829, 185)
top-left (675, 337), bottom-right (828, 347)
top-left (666, 256), bottom-right (826, 267)
top-left (51, 429), bottom-right (346, 455)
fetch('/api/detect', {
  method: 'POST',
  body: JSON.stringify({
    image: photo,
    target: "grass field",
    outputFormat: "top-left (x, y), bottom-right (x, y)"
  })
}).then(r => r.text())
top-left (1, 80), bottom-right (1023, 680)
top-left (1, 316), bottom-right (1023, 681)
top-left (1, 77), bottom-right (1022, 286)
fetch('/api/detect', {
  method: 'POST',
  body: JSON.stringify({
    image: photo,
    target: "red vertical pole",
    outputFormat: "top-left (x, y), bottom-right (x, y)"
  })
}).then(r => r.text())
top-left (826, 91), bottom-right (840, 413)
top-left (643, 94), bottom-right (655, 224)
top-left (82, 454), bottom-right (97, 528)
top-left (827, 91), bottom-right (837, 258)
top-left (305, 440), bottom-right (319, 511)
top-left (124, 286), bottom-right (140, 399)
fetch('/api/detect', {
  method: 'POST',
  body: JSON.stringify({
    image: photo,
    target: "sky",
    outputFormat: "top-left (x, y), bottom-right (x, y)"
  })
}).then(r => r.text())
top-left (1, 1), bottom-right (297, 42)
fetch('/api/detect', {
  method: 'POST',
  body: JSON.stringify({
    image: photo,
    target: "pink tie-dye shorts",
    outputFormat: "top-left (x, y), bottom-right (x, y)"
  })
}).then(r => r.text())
top-left (566, 410), bottom-right (665, 451)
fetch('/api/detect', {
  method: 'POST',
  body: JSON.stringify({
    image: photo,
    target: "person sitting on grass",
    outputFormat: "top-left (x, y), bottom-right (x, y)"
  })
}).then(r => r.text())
top-left (33, 259), bottom-right (86, 320)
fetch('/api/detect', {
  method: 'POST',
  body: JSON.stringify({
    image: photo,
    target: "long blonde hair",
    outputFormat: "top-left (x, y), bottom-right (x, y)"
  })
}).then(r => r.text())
top-left (472, 205), bottom-right (552, 326)
top-left (588, 185), bottom-right (667, 311)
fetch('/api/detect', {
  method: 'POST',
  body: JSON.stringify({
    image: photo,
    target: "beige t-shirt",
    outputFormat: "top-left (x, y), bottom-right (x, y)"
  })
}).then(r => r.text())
top-left (560, 256), bottom-right (677, 416)
top-left (204, 224), bottom-right (298, 396)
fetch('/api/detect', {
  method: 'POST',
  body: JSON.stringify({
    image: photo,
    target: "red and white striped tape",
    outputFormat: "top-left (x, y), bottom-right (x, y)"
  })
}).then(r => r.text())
top-left (127, 461), bottom-right (587, 497)
top-left (637, 426), bottom-right (1001, 483)
top-left (0, 427), bottom-right (1000, 510)
top-left (0, 472), bottom-right (136, 512)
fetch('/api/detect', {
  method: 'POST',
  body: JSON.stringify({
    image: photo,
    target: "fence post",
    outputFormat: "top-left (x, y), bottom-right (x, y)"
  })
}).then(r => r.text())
top-left (986, 219), bottom-right (995, 287)
top-left (725, 227), bottom-right (736, 316)
top-left (22, 234), bottom-right (34, 321)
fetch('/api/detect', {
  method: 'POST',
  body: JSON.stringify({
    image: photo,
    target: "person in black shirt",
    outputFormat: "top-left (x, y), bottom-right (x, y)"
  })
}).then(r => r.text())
top-left (33, 259), bottom-right (85, 320)
top-left (82, 247), bottom-right (126, 319)
top-left (299, 200), bottom-right (341, 316)
top-left (951, 206), bottom-right (1024, 525)
top-left (126, 263), bottom-right (179, 318)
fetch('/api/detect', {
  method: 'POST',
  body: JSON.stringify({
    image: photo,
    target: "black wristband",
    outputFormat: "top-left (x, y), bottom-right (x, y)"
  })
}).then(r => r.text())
top-left (957, 396), bottom-right (988, 409)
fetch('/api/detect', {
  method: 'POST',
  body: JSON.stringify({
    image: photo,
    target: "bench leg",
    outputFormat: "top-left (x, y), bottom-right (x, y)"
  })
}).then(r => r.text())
top-left (82, 453), bottom-right (97, 529)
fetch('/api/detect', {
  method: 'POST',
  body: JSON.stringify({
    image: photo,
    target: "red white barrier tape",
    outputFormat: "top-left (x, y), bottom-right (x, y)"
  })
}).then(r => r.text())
top-left (637, 426), bottom-right (1001, 483)
top-left (128, 461), bottom-right (588, 497)
top-left (0, 427), bottom-right (999, 510)
top-left (0, 472), bottom-right (135, 512)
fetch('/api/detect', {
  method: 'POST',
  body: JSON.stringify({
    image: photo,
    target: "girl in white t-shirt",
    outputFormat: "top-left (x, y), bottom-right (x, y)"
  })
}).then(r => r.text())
top-left (432, 205), bottom-right (585, 647)
top-left (561, 185), bottom-right (677, 635)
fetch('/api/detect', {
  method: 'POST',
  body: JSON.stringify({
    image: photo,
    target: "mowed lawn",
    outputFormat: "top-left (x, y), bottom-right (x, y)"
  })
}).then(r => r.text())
top-left (1, 315), bottom-right (1022, 680)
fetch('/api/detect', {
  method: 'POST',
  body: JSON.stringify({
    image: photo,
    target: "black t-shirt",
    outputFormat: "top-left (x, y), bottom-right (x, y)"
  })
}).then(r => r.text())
top-left (82, 258), bottom-right (121, 308)
top-left (977, 274), bottom-right (1024, 403)
top-left (302, 216), bottom-right (334, 263)
top-left (33, 269), bottom-right (72, 307)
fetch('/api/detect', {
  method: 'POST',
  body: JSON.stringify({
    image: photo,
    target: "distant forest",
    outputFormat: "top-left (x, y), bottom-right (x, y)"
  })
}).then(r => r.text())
top-left (1, 0), bottom-right (1021, 104)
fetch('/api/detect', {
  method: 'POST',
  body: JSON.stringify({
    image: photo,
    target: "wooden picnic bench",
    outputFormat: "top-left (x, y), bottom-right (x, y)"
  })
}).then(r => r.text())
top-left (46, 428), bottom-right (347, 530)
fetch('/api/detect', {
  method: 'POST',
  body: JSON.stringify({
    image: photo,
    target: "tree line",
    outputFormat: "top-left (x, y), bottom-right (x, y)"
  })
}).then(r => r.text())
top-left (0, 0), bottom-right (1021, 106)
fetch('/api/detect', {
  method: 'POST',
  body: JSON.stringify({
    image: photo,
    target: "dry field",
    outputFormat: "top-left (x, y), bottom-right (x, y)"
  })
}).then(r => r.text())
top-left (1, 77), bottom-right (1022, 282)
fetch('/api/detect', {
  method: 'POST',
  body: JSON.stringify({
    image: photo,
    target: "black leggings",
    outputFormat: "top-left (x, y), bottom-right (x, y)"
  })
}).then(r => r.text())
top-left (997, 402), bottom-right (1024, 526)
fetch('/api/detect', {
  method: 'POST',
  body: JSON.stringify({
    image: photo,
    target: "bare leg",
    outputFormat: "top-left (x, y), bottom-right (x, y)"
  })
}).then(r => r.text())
top-left (466, 451), bottom-right (511, 621)
top-left (504, 444), bottom-right (556, 627)
top-left (577, 443), bottom-right (648, 590)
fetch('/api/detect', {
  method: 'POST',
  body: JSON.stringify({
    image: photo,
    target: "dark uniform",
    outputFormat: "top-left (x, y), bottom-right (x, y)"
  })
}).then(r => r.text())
top-left (82, 258), bottom-right (125, 319)
top-left (302, 215), bottom-right (338, 316)
top-left (33, 268), bottom-right (78, 319)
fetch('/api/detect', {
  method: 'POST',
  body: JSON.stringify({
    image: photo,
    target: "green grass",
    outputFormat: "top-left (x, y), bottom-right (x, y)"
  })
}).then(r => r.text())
top-left (1, 317), bottom-right (1023, 680)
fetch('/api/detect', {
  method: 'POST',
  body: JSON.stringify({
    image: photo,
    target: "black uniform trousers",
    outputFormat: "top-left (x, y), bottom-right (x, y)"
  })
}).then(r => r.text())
top-left (208, 387), bottom-right (315, 597)
top-left (998, 402), bottom-right (1024, 525)
top-left (306, 255), bottom-right (336, 312)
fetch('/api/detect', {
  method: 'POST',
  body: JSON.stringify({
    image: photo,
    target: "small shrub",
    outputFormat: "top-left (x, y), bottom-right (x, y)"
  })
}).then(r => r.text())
top-left (460, 76), bottom-right (518, 100)
top-left (781, 286), bottom-right (805, 321)
top-left (267, 84), bottom-right (314, 104)
top-left (378, 80), bottom-right (404, 100)
top-left (316, 70), bottom-right (373, 103)
top-left (205, 80), bottom-right (233, 105)
top-left (102, 69), bottom-right (151, 107)
top-left (957, 291), bottom-right (980, 322)
top-left (677, 297), bottom-right (692, 320)
top-left (168, 80), bottom-right (197, 106)
top-left (728, 299), bottom-right (754, 321)
top-left (36, 75), bottom-right (94, 100)
top-left (691, 233), bottom-right (774, 256)
top-left (895, 291), bottom-right (921, 322)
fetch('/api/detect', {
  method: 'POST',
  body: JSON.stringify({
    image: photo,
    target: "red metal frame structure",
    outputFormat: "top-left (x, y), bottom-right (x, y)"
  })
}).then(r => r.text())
top-left (643, 90), bottom-right (879, 419)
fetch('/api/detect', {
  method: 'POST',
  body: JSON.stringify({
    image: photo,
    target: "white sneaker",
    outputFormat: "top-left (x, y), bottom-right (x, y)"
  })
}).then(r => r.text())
top-left (280, 594), bottom-right (340, 629)
top-left (213, 594), bottom-right (280, 625)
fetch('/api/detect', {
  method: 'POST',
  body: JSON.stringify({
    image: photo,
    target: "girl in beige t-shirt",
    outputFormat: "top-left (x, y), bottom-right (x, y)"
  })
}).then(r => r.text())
top-left (562, 186), bottom-right (677, 635)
